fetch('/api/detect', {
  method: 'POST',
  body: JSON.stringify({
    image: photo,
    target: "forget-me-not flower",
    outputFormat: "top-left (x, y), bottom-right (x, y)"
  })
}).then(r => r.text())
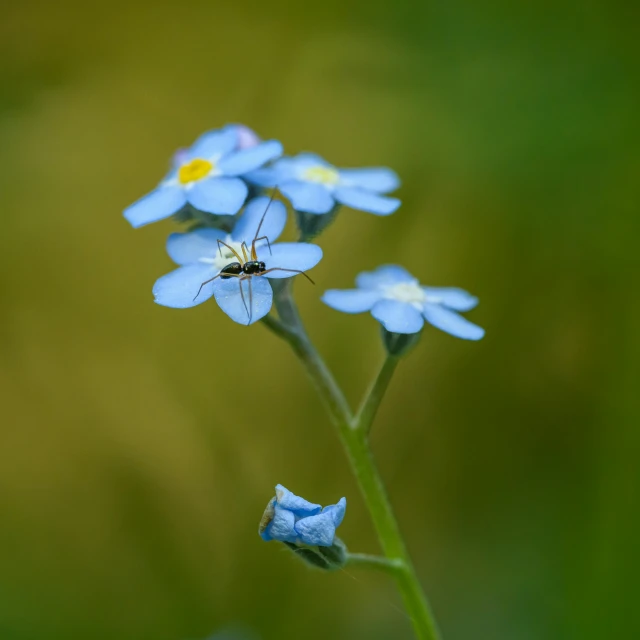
top-left (322, 264), bottom-right (485, 339)
top-left (153, 196), bottom-right (323, 325)
top-left (259, 484), bottom-right (346, 547)
top-left (246, 152), bottom-right (400, 215)
top-left (124, 125), bottom-right (283, 228)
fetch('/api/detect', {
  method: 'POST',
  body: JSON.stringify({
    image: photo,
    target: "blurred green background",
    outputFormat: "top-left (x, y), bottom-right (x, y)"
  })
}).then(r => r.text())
top-left (0, 0), bottom-right (638, 638)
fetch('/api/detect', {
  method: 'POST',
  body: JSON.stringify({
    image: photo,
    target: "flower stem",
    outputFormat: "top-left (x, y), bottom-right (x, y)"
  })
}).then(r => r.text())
top-left (346, 552), bottom-right (404, 576)
top-left (355, 354), bottom-right (400, 436)
top-left (262, 286), bottom-right (441, 640)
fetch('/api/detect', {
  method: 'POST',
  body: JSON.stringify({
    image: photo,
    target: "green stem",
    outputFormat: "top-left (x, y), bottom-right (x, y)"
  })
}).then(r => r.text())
top-left (266, 283), bottom-right (352, 428)
top-left (262, 287), bottom-right (441, 640)
top-left (346, 552), bottom-right (404, 576)
top-left (338, 423), bottom-right (440, 640)
top-left (355, 355), bottom-right (400, 436)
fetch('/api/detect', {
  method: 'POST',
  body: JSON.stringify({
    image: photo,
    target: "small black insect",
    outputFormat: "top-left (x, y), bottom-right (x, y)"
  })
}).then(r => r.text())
top-left (193, 189), bottom-right (314, 322)
top-left (216, 259), bottom-right (266, 279)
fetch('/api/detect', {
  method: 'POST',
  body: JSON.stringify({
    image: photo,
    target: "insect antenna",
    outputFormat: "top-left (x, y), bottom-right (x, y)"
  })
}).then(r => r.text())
top-left (250, 187), bottom-right (280, 260)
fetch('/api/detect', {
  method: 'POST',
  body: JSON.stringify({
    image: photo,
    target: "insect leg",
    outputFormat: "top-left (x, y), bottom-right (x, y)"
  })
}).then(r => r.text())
top-left (252, 236), bottom-right (272, 258)
top-left (240, 241), bottom-right (250, 263)
top-left (217, 239), bottom-right (244, 263)
top-left (260, 268), bottom-right (315, 284)
top-left (237, 275), bottom-right (251, 322)
top-left (193, 271), bottom-right (233, 302)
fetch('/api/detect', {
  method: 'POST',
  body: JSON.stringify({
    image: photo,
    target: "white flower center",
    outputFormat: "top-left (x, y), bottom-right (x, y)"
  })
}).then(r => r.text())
top-left (381, 280), bottom-right (426, 310)
top-left (198, 236), bottom-right (247, 272)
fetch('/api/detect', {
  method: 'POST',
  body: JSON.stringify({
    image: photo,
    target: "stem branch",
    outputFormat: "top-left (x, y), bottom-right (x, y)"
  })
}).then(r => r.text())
top-left (346, 552), bottom-right (404, 575)
top-left (354, 355), bottom-right (400, 435)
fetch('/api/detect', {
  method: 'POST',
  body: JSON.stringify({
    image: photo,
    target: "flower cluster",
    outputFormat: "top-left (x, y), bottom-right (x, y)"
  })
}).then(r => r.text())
top-left (123, 122), bottom-right (484, 330)
top-left (123, 124), bottom-right (408, 325)
top-left (259, 485), bottom-right (346, 547)
top-left (123, 124), bottom-right (483, 335)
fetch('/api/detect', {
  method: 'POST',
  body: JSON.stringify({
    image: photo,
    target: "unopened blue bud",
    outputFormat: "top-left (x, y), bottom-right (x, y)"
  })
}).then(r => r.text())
top-left (259, 485), bottom-right (346, 547)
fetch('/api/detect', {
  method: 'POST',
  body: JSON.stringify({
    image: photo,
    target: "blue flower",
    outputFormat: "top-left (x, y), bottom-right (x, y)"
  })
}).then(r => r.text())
top-left (123, 125), bottom-right (283, 228)
top-left (246, 152), bottom-right (400, 215)
top-left (153, 196), bottom-right (323, 325)
top-left (322, 264), bottom-right (485, 340)
top-left (259, 485), bottom-right (346, 547)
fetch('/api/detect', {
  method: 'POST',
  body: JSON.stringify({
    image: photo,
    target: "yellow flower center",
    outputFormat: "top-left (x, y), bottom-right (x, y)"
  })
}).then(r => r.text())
top-left (178, 158), bottom-right (214, 185)
top-left (303, 165), bottom-right (340, 185)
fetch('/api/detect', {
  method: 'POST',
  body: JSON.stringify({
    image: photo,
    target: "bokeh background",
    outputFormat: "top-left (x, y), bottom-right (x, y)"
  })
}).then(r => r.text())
top-left (0, 1), bottom-right (638, 638)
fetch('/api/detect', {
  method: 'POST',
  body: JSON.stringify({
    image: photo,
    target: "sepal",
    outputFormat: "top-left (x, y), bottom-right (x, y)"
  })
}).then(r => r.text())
top-left (282, 537), bottom-right (348, 571)
top-left (294, 204), bottom-right (341, 241)
top-left (381, 326), bottom-right (422, 357)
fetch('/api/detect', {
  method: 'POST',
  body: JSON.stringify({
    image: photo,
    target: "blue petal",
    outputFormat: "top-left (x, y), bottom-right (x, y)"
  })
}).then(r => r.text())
top-left (322, 289), bottom-right (381, 313)
top-left (264, 505), bottom-right (297, 543)
top-left (212, 275), bottom-right (272, 325)
top-left (245, 154), bottom-right (327, 187)
top-left (123, 186), bottom-right (187, 228)
top-left (243, 167), bottom-right (279, 187)
top-left (275, 485), bottom-right (322, 517)
top-left (355, 265), bottom-right (416, 290)
top-left (231, 196), bottom-right (287, 245)
top-left (291, 152), bottom-right (333, 170)
top-left (422, 287), bottom-right (479, 311)
top-left (338, 168), bottom-right (400, 193)
top-left (371, 299), bottom-right (424, 334)
top-left (334, 187), bottom-right (400, 215)
top-left (218, 140), bottom-right (283, 176)
top-left (153, 264), bottom-right (216, 308)
top-left (294, 513), bottom-right (336, 547)
top-left (186, 127), bottom-right (238, 160)
top-left (259, 243), bottom-right (323, 278)
top-left (423, 303), bottom-right (485, 340)
top-left (166, 228), bottom-right (226, 265)
top-left (280, 180), bottom-right (334, 214)
top-left (187, 177), bottom-right (247, 215)
top-left (322, 497), bottom-right (346, 527)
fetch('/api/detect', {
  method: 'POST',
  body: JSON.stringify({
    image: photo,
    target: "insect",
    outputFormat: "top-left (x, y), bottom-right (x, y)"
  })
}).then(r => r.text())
top-left (193, 190), bottom-right (315, 323)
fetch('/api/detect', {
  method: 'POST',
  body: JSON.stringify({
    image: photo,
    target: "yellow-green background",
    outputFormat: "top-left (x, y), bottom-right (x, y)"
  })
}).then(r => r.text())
top-left (0, 1), bottom-right (637, 638)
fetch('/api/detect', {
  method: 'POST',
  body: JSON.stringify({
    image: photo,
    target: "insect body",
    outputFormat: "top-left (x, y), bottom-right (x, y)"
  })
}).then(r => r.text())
top-left (218, 259), bottom-right (266, 279)
top-left (219, 261), bottom-right (243, 278)
top-left (194, 191), bottom-right (314, 323)
top-left (240, 260), bottom-right (266, 276)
